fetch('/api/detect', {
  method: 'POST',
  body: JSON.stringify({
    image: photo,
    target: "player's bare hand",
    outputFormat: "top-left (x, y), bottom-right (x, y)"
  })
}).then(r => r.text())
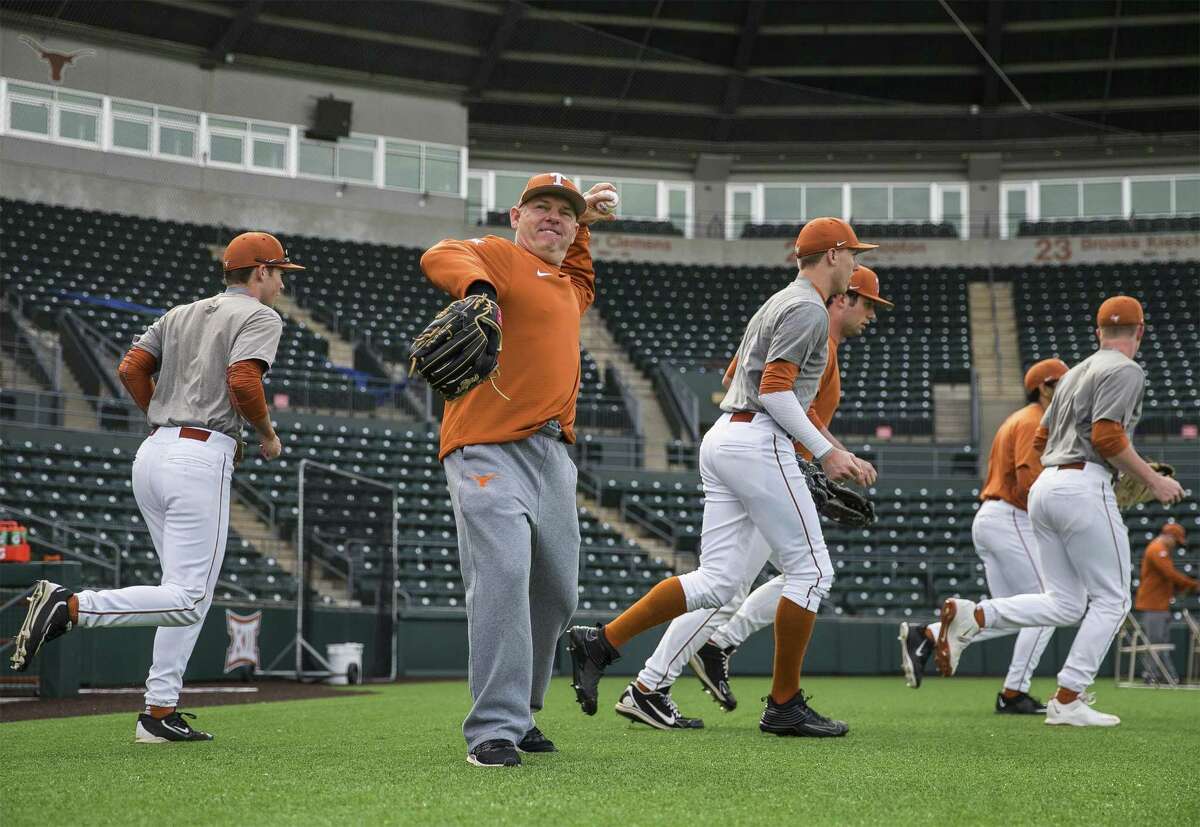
top-left (1150, 473), bottom-right (1184, 506)
top-left (821, 448), bottom-right (863, 485)
top-left (260, 433), bottom-right (282, 461)
top-left (854, 457), bottom-right (878, 487)
top-left (580, 183), bottom-right (619, 226)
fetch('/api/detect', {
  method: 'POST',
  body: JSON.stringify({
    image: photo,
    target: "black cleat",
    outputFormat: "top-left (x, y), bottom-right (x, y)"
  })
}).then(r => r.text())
top-left (467, 739), bottom-right (520, 767)
top-left (134, 710), bottom-right (214, 743)
top-left (689, 641), bottom-right (737, 711)
top-left (566, 625), bottom-right (618, 715)
top-left (517, 725), bottom-right (557, 753)
top-left (759, 690), bottom-right (849, 738)
top-left (10, 580), bottom-right (74, 672)
top-left (615, 683), bottom-right (705, 730)
top-left (898, 622), bottom-right (933, 689)
top-left (995, 691), bottom-right (1048, 715)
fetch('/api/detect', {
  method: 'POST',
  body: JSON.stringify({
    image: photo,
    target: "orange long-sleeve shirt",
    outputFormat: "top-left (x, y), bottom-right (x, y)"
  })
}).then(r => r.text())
top-left (1135, 538), bottom-right (1200, 612)
top-left (982, 402), bottom-right (1046, 511)
top-left (420, 227), bottom-right (595, 460)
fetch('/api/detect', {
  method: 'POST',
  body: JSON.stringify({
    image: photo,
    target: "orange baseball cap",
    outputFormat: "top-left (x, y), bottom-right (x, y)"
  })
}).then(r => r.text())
top-left (518, 172), bottom-right (587, 217)
top-left (1023, 358), bottom-right (1069, 392)
top-left (1162, 522), bottom-right (1187, 544)
top-left (223, 232), bottom-right (305, 272)
top-left (795, 217), bottom-right (879, 258)
top-left (847, 266), bottom-right (894, 308)
top-left (1096, 295), bottom-right (1143, 327)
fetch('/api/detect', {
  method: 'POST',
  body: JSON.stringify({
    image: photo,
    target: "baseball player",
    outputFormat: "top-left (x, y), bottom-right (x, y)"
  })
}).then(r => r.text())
top-left (616, 266), bottom-right (891, 728)
top-left (899, 357), bottom-right (1068, 714)
top-left (9, 232), bottom-right (297, 741)
top-left (420, 173), bottom-right (617, 768)
top-left (568, 217), bottom-right (877, 738)
top-left (1134, 522), bottom-right (1196, 683)
top-left (937, 296), bottom-right (1184, 726)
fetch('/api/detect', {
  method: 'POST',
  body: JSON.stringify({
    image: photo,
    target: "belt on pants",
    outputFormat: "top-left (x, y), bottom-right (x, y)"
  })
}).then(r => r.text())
top-left (150, 425), bottom-right (212, 442)
top-left (537, 420), bottom-right (566, 440)
top-left (1054, 462), bottom-right (1086, 471)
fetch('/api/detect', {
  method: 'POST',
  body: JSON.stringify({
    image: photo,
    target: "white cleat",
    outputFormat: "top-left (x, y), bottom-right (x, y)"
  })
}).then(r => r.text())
top-left (934, 598), bottom-right (979, 677)
top-left (1045, 698), bottom-right (1120, 727)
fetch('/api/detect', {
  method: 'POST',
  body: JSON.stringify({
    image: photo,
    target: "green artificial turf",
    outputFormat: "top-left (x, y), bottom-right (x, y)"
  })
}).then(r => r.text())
top-left (3, 676), bottom-right (1198, 826)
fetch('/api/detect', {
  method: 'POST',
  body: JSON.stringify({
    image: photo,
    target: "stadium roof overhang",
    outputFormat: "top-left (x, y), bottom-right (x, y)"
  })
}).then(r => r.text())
top-left (4, 0), bottom-right (1197, 171)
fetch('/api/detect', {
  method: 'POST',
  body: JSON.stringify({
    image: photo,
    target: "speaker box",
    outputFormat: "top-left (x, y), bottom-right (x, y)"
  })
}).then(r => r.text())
top-left (306, 97), bottom-right (352, 141)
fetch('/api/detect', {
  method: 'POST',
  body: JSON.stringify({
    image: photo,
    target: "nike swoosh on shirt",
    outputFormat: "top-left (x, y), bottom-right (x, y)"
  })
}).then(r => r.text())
top-left (536, 270), bottom-right (553, 277)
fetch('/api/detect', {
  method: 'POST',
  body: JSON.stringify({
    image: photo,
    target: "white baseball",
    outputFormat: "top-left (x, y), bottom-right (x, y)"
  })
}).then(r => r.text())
top-left (595, 191), bottom-right (619, 214)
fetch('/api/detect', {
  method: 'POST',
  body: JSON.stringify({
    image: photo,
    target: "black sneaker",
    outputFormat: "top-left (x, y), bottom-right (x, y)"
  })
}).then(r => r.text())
top-left (898, 622), bottom-right (933, 689)
top-left (468, 739), bottom-right (520, 767)
top-left (134, 711), bottom-right (214, 743)
top-left (689, 641), bottom-right (737, 711)
top-left (615, 682), bottom-right (706, 730)
top-left (759, 690), bottom-right (849, 738)
top-left (9, 580), bottom-right (74, 672)
top-left (995, 691), bottom-right (1047, 715)
top-left (566, 625), bottom-right (619, 715)
top-left (517, 726), bottom-right (557, 753)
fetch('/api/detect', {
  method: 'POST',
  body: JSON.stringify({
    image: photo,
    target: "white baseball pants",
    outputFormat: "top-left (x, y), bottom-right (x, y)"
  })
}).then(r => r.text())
top-left (677, 412), bottom-right (832, 615)
top-left (638, 529), bottom-right (778, 690)
top-left (74, 427), bottom-right (234, 707)
top-left (979, 463), bottom-right (1130, 694)
top-left (925, 498), bottom-right (1055, 693)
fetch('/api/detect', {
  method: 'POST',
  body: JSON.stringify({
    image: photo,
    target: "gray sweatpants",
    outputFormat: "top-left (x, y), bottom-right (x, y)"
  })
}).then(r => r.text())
top-left (1137, 611), bottom-right (1178, 683)
top-left (444, 426), bottom-right (580, 750)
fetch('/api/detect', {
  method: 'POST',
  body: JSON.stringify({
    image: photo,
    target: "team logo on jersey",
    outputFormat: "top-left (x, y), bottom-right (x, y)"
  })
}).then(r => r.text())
top-left (224, 609), bottom-right (262, 672)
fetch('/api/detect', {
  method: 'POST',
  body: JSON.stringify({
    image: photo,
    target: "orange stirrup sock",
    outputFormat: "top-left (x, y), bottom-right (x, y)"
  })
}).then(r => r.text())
top-left (603, 577), bottom-right (686, 650)
top-left (147, 705), bottom-right (175, 719)
top-left (1054, 687), bottom-right (1079, 705)
top-left (770, 597), bottom-right (817, 704)
top-left (67, 595), bottom-right (79, 624)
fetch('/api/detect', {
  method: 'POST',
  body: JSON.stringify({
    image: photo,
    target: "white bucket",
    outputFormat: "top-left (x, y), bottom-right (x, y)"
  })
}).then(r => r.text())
top-left (325, 642), bottom-right (364, 685)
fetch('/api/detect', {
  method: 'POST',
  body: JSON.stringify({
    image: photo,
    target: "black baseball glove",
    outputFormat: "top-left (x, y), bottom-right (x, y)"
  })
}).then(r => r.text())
top-left (798, 458), bottom-right (877, 528)
top-left (408, 294), bottom-right (503, 400)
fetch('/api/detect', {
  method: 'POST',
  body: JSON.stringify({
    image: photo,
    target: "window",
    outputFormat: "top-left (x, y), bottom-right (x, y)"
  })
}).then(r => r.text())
top-left (1038, 183), bottom-right (1078, 219)
top-left (208, 117), bottom-right (246, 165)
top-left (158, 109), bottom-right (198, 159)
top-left (763, 186), bottom-right (802, 223)
top-left (667, 187), bottom-right (687, 233)
top-left (731, 189), bottom-right (753, 237)
top-left (336, 136), bottom-right (375, 182)
top-left (8, 84), bottom-right (52, 135)
top-left (56, 92), bottom-right (100, 144)
top-left (384, 140), bottom-right (421, 190)
top-left (1081, 181), bottom-right (1121, 217)
top-left (1005, 188), bottom-right (1027, 238)
top-left (250, 123), bottom-right (288, 171)
top-left (619, 182), bottom-right (656, 219)
top-left (467, 175), bottom-right (484, 224)
top-left (892, 186), bottom-right (930, 221)
top-left (805, 186), bottom-right (842, 220)
top-left (424, 145), bottom-right (460, 194)
top-left (298, 141), bottom-right (335, 177)
top-left (941, 189), bottom-right (963, 234)
top-left (111, 101), bottom-right (152, 152)
top-left (494, 174), bottom-right (528, 210)
top-left (1175, 177), bottom-right (1200, 215)
top-left (1130, 180), bottom-right (1171, 216)
top-left (850, 186), bottom-right (888, 221)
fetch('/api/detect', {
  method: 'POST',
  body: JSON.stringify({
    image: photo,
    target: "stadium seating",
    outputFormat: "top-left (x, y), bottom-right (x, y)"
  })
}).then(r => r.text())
top-left (1013, 261), bottom-right (1199, 434)
top-left (0, 434), bottom-right (294, 602)
top-left (583, 468), bottom-right (1200, 618)
top-left (238, 415), bottom-right (673, 610)
top-left (741, 222), bottom-right (958, 240)
top-left (1018, 215), bottom-right (1200, 236)
top-left (594, 262), bottom-right (973, 436)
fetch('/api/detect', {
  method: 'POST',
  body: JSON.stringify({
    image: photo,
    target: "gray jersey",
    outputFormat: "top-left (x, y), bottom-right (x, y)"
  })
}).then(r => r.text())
top-left (1040, 348), bottom-right (1144, 472)
top-left (721, 277), bottom-right (829, 414)
top-left (132, 287), bottom-right (283, 439)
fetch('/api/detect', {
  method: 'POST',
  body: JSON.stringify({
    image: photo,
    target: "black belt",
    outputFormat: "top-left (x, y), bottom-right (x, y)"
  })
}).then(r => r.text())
top-left (537, 420), bottom-right (566, 441)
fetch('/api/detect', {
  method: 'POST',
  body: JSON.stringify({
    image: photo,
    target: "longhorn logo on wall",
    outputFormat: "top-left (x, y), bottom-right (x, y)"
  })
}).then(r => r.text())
top-left (19, 35), bottom-right (96, 83)
top-left (224, 609), bottom-right (263, 672)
